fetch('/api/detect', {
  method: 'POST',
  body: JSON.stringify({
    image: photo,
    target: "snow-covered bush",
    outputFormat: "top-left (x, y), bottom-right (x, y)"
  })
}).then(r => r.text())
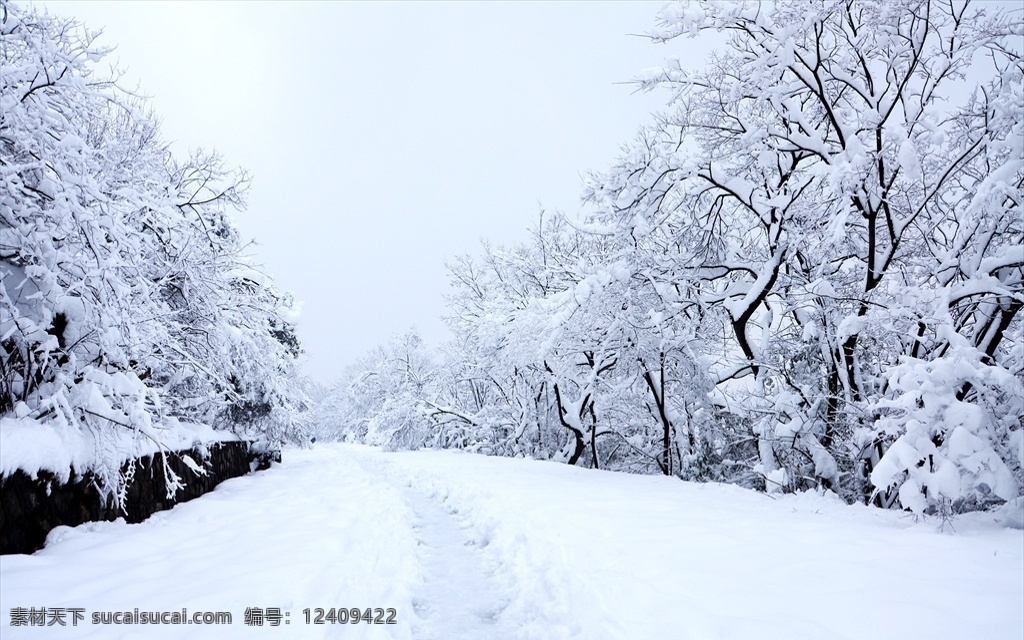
top-left (870, 341), bottom-right (1023, 515)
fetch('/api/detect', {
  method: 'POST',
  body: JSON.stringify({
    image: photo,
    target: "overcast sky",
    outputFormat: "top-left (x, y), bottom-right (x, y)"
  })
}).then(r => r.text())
top-left (32, 1), bottom-right (698, 383)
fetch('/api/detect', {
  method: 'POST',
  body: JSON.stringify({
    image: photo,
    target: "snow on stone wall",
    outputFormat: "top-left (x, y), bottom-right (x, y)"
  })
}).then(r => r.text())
top-left (0, 441), bottom-right (262, 555)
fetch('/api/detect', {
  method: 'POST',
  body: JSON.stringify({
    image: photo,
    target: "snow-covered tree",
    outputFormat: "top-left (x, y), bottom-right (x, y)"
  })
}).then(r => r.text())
top-left (582, 0), bottom-right (1022, 506)
top-left (320, 0), bottom-right (1021, 514)
top-left (324, 331), bottom-right (440, 450)
top-left (1, 3), bottom-right (305, 503)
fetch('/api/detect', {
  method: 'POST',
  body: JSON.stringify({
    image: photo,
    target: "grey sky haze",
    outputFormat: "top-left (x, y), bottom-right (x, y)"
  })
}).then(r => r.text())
top-left (34, 1), bottom-right (687, 382)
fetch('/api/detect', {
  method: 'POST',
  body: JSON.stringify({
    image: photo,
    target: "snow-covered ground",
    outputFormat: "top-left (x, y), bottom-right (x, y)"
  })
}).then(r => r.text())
top-left (1, 443), bottom-right (1021, 639)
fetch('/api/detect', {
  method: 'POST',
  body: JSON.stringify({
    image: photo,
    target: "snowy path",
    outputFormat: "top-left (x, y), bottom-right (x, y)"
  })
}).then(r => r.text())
top-left (404, 490), bottom-right (507, 639)
top-left (1, 443), bottom-right (1022, 640)
top-left (0, 446), bottom-right (425, 639)
top-left (347, 451), bottom-right (509, 639)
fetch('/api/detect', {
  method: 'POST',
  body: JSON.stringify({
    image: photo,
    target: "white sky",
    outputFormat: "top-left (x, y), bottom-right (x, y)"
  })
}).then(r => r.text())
top-left (32, 1), bottom-right (697, 382)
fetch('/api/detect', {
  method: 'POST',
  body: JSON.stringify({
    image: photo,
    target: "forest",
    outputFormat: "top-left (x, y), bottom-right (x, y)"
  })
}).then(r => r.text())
top-left (314, 0), bottom-right (1024, 516)
top-left (2, 0), bottom-right (1022, 519)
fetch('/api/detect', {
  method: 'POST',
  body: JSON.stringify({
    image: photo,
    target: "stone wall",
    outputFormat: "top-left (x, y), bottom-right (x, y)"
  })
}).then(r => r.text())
top-left (0, 441), bottom-right (267, 555)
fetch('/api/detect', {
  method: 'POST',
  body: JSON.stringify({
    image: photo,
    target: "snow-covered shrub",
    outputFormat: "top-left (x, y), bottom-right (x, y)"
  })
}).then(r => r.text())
top-left (870, 342), bottom-right (1023, 515)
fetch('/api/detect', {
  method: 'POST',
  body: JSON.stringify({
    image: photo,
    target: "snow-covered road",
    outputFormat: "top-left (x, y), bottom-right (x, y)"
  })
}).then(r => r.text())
top-left (1, 444), bottom-right (1021, 639)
